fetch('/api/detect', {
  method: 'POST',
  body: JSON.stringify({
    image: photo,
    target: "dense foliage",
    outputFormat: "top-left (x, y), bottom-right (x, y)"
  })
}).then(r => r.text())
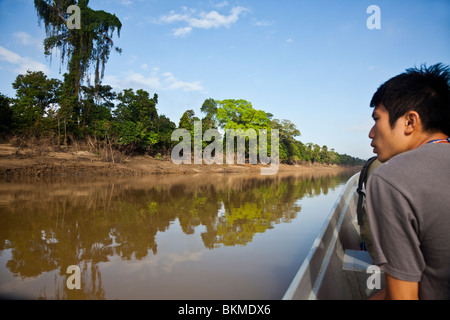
top-left (0, 71), bottom-right (365, 165)
top-left (0, 1), bottom-right (365, 166)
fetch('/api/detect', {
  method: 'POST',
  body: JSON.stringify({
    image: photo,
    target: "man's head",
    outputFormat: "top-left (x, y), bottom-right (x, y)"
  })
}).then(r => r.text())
top-left (369, 63), bottom-right (450, 162)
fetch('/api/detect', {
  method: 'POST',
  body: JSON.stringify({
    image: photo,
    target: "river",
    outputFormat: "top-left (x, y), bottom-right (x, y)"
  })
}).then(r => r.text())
top-left (0, 169), bottom-right (357, 300)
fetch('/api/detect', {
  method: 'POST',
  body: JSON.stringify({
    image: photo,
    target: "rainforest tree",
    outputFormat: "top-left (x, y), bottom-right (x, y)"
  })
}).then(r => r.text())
top-left (34, 0), bottom-right (122, 133)
top-left (0, 94), bottom-right (13, 139)
top-left (11, 71), bottom-right (62, 135)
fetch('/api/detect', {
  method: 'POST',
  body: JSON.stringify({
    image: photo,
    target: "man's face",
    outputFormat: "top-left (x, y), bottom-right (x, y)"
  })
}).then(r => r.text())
top-left (369, 104), bottom-right (409, 163)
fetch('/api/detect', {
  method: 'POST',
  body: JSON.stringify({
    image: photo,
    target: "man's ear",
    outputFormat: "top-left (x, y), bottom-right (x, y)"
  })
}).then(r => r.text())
top-left (403, 111), bottom-right (421, 135)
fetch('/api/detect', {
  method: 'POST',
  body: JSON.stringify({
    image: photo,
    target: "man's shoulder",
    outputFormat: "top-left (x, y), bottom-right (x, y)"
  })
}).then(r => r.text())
top-left (373, 144), bottom-right (450, 183)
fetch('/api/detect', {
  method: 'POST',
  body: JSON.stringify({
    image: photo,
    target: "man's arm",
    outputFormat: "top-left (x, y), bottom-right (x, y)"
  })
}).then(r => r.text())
top-left (369, 274), bottom-right (419, 300)
top-left (384, 274), bottom-right (419, 300)
top-left (367, 174), bottom-right (423, 300)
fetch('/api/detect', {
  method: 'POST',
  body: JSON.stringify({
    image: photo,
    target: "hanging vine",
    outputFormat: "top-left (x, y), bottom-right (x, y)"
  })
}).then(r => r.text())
top-left (34, 0), bottom-right (122, 125)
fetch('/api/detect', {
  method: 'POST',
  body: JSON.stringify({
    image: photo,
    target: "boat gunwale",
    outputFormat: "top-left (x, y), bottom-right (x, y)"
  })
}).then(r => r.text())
top-left (282, 172), bottom-right (360, 300)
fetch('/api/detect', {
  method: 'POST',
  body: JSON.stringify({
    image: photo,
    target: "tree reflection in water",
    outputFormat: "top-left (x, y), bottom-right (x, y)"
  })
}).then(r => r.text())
top-left (0, 169), bottom-right (357, 299)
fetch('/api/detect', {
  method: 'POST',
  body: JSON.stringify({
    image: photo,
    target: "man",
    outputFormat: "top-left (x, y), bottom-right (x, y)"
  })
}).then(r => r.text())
top-left (366, 63), bottom-right (450, 300)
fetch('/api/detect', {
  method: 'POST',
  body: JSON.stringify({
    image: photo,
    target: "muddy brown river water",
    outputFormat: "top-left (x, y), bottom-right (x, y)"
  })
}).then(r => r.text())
top-left (0, 170), bottom-right (357, 300)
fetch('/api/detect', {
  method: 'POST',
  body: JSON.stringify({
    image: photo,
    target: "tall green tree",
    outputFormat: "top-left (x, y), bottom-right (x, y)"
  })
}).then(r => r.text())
top-left (271, 119), bottom-right (301, 163)
top-left (114, 89), bottom-right (158, 126)
top-left (215, 99), bottom-right (272, 131)
top-left (200, 98), bottom-right (218, 130)
top-left (80, 83), bottom-right (116, 131)
top-left (11, 71), bottom-right (62, 134)
top-left (152, 114), bottom-right (176, 155)
top-left (34, 0), bottom-right (122, 131)
top-left (178, 109), bottom-right (199, 131)
top-left (112, 89), bottom-right (159, 151)
top-left (0, 93), bottom-right (13, 139)
top-left (215, 99), bottom-right (274, 160)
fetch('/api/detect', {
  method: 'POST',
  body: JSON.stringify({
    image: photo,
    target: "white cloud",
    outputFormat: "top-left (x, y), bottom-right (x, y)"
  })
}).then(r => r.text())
top-left (215, 1), bottom-right (229, 9)
top-left (162, 72), bottom-right (204, 92)
top-left (134, 250), bottom-right (203, 276)
top-left (128, 72), bottom-right (161, 88)
top-left (13, 31), bottom-right (44, 50)
top-left (126, 54), bottom-right (137, 64)
top-left (0, 46), bottom-right (49, 74)
top-left (159, 6), bottom-right (249, 37)
top-left (190, 7), bottom-right (244, 28)
top-left (253, 20), bottom-right (274, 27)
top-left (0, 46), bottom-right (21, 64)
top-left (13, 31), bottom-right (43, 51)
top-left (173, 26), bottom-right (193, 37)
top-left (160, 11), bottom-right (191, 24)
top-left (105, 67), bottom-right (204, 93)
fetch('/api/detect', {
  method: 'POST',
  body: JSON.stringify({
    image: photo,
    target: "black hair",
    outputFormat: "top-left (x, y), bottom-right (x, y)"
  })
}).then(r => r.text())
top-left (370, 63), bottom-right (450, 136)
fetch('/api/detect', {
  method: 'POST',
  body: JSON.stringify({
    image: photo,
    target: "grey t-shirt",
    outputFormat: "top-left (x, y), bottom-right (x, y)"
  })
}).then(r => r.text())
top-left (367, 143), bottom-right (450, 300)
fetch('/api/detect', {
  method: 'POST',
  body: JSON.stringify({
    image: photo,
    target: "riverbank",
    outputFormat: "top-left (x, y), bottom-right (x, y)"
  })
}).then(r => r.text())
top-left (0, 143), bottom-right (360, 179)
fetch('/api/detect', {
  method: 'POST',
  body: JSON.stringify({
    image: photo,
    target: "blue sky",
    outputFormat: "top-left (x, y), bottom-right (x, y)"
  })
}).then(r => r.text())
top-left (1, 0), bottom-right (449, 160)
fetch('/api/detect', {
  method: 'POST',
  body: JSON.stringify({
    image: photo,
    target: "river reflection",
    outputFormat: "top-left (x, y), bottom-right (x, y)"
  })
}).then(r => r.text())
top-left (0, 169), bottom-right (357, 300)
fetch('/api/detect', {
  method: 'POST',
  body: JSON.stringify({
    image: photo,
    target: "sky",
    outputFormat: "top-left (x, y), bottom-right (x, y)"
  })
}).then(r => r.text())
top-left (0, 0), bottom-right (449, 160)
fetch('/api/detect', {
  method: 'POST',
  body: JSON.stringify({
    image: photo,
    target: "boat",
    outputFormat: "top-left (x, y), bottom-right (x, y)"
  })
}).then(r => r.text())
top-left (282, 173), bottom-right (385, 300)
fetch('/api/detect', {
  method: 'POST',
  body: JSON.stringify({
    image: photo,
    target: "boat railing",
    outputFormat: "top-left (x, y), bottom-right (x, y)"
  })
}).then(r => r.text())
top-left (282, 173), bottom-right (384, 300)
